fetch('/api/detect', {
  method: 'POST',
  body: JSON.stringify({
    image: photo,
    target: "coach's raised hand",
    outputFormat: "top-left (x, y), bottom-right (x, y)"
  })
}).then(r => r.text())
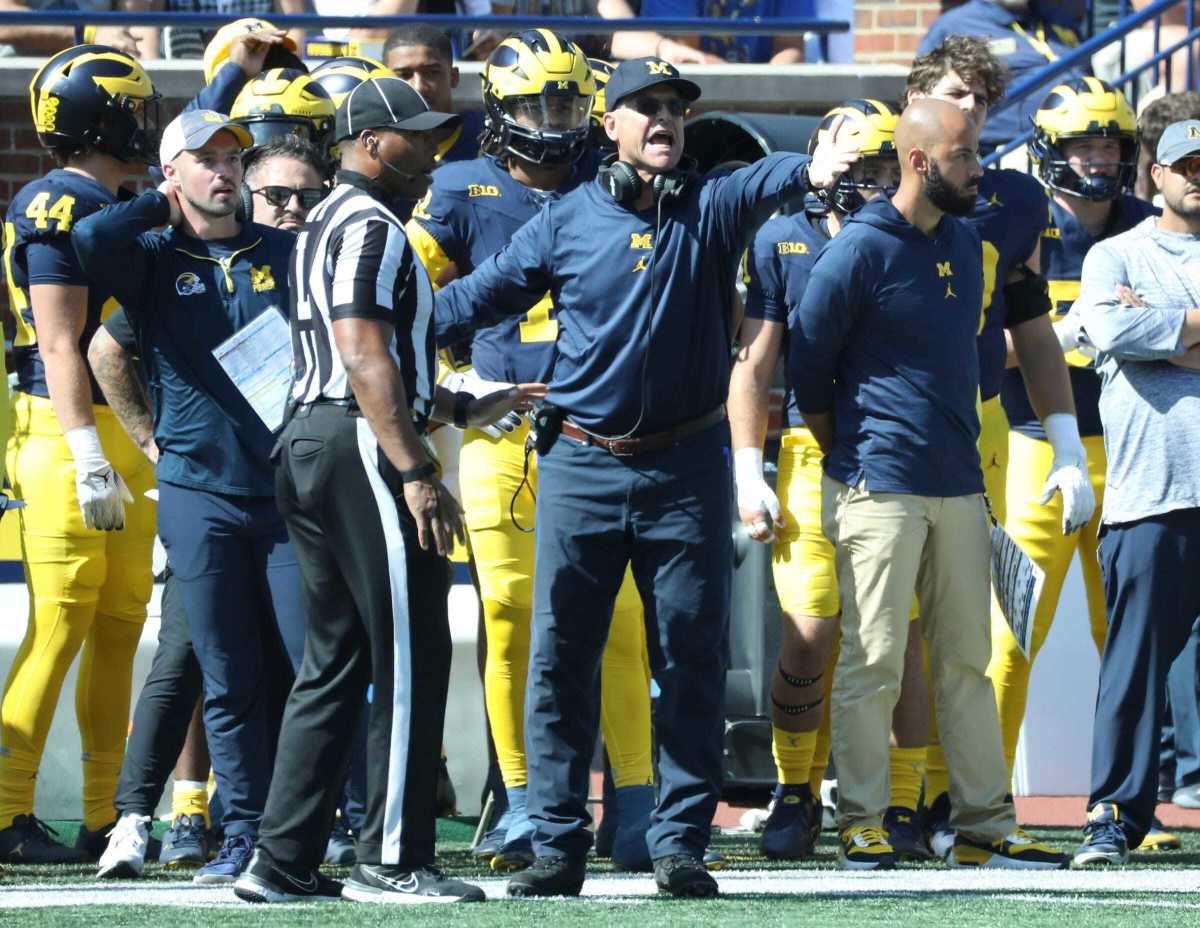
top-left (807, 113), bottom-right (862, 191)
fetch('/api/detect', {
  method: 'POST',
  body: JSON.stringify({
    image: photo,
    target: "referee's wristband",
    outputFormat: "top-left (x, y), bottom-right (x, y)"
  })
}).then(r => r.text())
top-left (453, 391), bottom-right (472, 430)
top-left (400, 461), bottom-right (437, 483)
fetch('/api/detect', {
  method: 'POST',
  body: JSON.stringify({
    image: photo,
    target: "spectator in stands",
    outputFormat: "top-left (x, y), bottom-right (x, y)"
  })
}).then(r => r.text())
top-left (918, 0), bottom-right (1088, 152)
top-left (599, 0), bottom-right (723, 63)
top-left (0, 0), bottom-right (141, 56)
top-left (1135, 92), bottom-right (1200, 201)
top-left (608, 0), bottom-right (809, 63)
top-left (135, 0), bottom-right (305, 60)
top-left (1071, 118), bottom-right (1200, 866)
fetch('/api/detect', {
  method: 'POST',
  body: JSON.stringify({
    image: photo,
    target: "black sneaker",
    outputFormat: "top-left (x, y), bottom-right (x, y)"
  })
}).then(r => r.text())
top-left (761, 784), bottom-right (818, 860)
top-left (506, 855), bottom-right (586, 898)
top-left (0, 814), bottom-right (88, 864)
top-left (654, 853), bottom-right (719, 898)
top-left (883, 805), bottom-right (933, 861)
top-left (343, 863), bottom-right (485, 903)
top-left (234, 850), bottom-right (344, 903)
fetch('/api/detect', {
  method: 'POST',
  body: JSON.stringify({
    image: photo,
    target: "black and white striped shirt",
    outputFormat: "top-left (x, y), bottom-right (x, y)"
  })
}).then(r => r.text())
top-left (288, 172), bottom-right (437, 427)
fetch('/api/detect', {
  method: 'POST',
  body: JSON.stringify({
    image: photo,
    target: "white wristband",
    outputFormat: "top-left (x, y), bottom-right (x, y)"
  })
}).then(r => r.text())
top-left (1043, 412), bottom-right (1084, 462)
top-left (64, 425), bottom-right (108, 472)
top-left (733, 447), bottom-right (765, 486)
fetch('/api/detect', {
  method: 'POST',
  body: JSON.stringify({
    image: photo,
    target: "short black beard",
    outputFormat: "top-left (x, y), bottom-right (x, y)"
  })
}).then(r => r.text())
top-left (1165, 186), bottom-right (1200, 220)
top-left (924, 160), bottom-right (976, 216)
top-left (182, 190), bottom-right (238, 222)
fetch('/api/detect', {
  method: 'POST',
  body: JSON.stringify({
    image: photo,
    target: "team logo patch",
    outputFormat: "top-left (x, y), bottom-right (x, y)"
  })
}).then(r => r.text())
top-left (630, 232), bottom-right (653, 250)
top-left (467, 184), bottom-right (501, 198)
top-left (175, 272), bottom-right (206, 296)
top-left (648, 60), bottom-right (674, 76)
top-left (776, 241), bottom-right (809, 255)
top-left (1189, 126), bottom-right (1200, 139)
top-left (632, 255), bottom-right (649, 273)
top-left (250, 265), bottom-right (275, 292)
top-left (937, 261), bottom-right (953, 278)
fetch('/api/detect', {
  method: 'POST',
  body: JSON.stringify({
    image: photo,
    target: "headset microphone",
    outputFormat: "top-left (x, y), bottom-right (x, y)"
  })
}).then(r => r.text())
top-left (377, 154), bottom-right (424, 183)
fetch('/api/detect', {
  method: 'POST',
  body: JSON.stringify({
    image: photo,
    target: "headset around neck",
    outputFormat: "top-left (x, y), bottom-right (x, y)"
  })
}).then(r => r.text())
top-left (597, 152), bottom-right (698, 206)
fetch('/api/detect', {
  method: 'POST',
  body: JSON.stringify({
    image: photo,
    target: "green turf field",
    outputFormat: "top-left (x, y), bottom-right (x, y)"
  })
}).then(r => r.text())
top-left (4, 819), bottom-right (1200, 927)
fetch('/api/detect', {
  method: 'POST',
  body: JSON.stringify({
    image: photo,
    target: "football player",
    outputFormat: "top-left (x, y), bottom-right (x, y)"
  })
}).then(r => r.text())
top-left (229, 68), bottom-right (336, 154)
top-left (0, 44), bottom-right (160, 863)
top-left (405, 30), bottom-right (655, 873)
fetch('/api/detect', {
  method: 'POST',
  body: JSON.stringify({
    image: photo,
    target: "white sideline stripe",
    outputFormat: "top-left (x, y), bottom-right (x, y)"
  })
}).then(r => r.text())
top-left (356, 418), bottom-right (413, 867)
top-left (6, 869), bottom-right (1200, 908)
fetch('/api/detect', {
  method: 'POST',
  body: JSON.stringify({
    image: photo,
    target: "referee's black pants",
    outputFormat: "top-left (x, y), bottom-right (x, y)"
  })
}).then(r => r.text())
top-left (257, 403), bottom-right (453, 870)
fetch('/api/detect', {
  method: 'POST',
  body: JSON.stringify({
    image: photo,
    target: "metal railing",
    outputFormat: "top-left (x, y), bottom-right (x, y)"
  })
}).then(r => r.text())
top-left (983, 0), bottom-right (1197, 166)
top-left (0, 11), bottom-right (850, 63)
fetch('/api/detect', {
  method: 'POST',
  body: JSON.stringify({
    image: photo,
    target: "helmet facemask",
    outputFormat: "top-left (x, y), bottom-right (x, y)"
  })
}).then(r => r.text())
top-left (1031, 129), bottom-right (1137, 201)
top-left (826, 154), bottom-right (901, 214)
top-left (488, 89), bottom-right (592, 165)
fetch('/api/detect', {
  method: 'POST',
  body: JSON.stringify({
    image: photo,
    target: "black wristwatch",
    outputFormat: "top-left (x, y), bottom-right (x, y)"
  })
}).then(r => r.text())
top-left (453, 391), bottom-right (472, 429)
top-left (400, 461), bottom-right (437, 483)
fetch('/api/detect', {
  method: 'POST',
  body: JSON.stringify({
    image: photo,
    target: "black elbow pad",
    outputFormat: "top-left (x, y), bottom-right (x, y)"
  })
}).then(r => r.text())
top-left (1003, 265), bottom-right (1052, 328)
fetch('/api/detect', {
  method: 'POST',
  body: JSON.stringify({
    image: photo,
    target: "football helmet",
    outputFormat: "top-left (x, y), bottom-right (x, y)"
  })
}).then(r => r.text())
top-left (230, 69), bottom-right (336, 150)
top-left (807, 98), bottom-right (899, 214)
top-left (587, 57), bottom-right (615, 152)
top-left (1030, 77), bottom-right (1137, 201)
top-left (482, 29), bottom-right (595, 165)
top-left (29, 44), bottom-right (160, 164)
top-left (309, 56), bottom-right (393, 109)
top-left (202, 17), bottom-right (304, 85)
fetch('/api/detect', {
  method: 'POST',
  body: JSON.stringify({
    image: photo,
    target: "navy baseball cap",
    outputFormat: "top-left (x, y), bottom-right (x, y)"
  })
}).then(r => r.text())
top-left (336, 76), bottom-right (461, 142)
top-left (159, 110), bottom-right (253, 165)
top-left (604, 57), bottom-right (701, 111)
top-left (1157, 119), bottom-right (1200, 164)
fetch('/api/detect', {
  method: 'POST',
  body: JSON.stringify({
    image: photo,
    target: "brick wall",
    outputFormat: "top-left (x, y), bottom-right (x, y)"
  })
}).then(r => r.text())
top-left (854, 0), bottom-right (962, 66)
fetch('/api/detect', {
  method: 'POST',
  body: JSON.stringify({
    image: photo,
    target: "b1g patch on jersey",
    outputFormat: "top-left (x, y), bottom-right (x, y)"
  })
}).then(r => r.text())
top-left (776, 241), bottom-right (809, 255)
top-left (467, 184), bottom-right (501, 198)
top-left (176, 272), bottom-right (207, 296)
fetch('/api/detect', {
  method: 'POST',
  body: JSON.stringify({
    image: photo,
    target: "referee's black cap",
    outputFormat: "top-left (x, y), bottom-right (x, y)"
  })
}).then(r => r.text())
top-left (605, 57), bottom-right (702, 111)
top-left (335, 76), bottom-right (461, 142)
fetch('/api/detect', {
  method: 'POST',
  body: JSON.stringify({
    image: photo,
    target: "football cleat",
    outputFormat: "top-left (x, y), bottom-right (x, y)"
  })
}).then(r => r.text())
top-left (839, 826), bottom-right (896, 870)
top-left (343, 863), bottom-right (484, 903)
top-left (97, 813), bottom-right (151, 879)
top-left (506, 855), bottom-right (587, 898)
top-left (194, 832), bottom-right (255, 884)
top-left (234, 849), bottom-right (343, 903)
top-left (761, 784), bottom-right (818, 860)
top-left (883, 805), bottom-right (933, 861)
top-left (1141, 817), bottom-right (1181, 852)
top-left (1072, 803), bottom-right (1129, 867)
top-left (160, 814), bottom-right (208, 868)
top-left (951, 829), bottom-right (1068, 869)
top-left (923, 791), bottom-right (955, 861)
top-left (0, 814), bottom-right (87, 864)
top-left (654, 853), bottom-right (719, 898)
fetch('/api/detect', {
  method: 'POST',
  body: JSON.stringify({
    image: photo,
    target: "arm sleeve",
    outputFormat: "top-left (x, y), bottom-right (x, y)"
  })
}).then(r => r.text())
top-left (743, 222), bottom-right (787, 324)
top-left (1075, 242), bottom-right (1186, 360)
top-left (329, 218), bottom-right (413, 322)
top-left (434, 207), bottom-right (554, 349)
top-left (187, 61), bottom-right (249, 115)
top-left (25, 235), bottom-right (88, 287)
top-left (705, 152), bottom-right (812, 259)
top-left (787, 238), bottom-right (867, 413)
top-left (71, 190), bottom-right (167, 313)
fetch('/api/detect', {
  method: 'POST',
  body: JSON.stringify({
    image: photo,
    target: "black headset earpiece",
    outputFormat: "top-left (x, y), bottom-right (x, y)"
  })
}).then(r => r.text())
top-left (237, 182), bottom-right (254, 224)
top-left (600, 153), bottom-right (698, 206)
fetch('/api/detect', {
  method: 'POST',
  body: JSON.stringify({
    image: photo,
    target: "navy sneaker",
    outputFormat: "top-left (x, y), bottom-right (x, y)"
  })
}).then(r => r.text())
top-left (761, 784), bottom-right (818, 860)
top-left (1072, 803), bottom-right (1129, 867)
top-left (610, 784), bottom-right (654, 872)
top-left (194, 832), bottom-right (255, 884)
top-left (0, 814), bottom-right (87, 864)
top-left (883, 805), bottom-right (933, 861)
top-left (160, 814), bottom-right (209, 869)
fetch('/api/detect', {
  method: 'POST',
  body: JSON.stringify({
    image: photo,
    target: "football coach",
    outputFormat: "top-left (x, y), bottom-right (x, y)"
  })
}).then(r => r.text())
top-left (435, 56), bottom-right (858, 899)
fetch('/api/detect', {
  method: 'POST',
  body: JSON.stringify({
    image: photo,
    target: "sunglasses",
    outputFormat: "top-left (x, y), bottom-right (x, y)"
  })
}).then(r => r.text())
top-left (626, 96), bottom-right (689, 119)
top-left (253, 186), bottom-right (327, 209)
top-left (1168, 155), bottom-right (1200, 177)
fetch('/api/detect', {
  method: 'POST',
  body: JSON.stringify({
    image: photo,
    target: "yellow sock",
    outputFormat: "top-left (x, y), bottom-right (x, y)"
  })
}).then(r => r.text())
top-left (772, 727), bottom-right (817, 786)
top-left (888, 746), bottom-right (926, 812)
top-left (808, 641), bottom-right (837, 793)
top-left (172, 781), bottom-right (210, 826)
top-left (925, 742), bottom-right (950, 804)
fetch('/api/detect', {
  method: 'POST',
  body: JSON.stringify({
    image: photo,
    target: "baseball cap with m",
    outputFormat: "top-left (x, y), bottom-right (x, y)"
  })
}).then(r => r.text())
top-left (1157, 119), bottom-right (1200, 165)
top-left (159, 110), bottom-right (253, 165)
top-left (604, 57), bottom-right (701, 111)
top-left (335, 77), bottom-right (461, 142)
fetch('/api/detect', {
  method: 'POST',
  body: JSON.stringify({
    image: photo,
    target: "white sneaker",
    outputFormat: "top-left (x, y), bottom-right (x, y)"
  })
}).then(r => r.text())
top-left (97, 813), bottom-right (151, 879)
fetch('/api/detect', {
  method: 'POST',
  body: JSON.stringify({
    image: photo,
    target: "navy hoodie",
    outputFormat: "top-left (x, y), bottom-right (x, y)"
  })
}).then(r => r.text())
top-left (789, 196), bottom-right (985, 497)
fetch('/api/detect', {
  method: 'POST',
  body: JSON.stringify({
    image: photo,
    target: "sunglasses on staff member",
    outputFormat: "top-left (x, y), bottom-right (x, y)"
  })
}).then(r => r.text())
top-left (624, 95), bottom-right (689, 119)
top-left (253, 185), bottom-right (328, 209)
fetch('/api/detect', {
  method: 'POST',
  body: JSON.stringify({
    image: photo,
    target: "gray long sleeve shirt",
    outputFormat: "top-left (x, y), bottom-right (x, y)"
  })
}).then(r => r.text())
top-left (1076, 216), bottom-right (1200, 525)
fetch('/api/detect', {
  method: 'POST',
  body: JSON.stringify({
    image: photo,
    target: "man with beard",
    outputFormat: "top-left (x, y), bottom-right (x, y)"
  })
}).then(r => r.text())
top-left (1070, 120), bottom-right (1200, 866)
top-left (790, 98), bottom-right (1068, 870)
top-left (71, 110), bottom-right (305, 883)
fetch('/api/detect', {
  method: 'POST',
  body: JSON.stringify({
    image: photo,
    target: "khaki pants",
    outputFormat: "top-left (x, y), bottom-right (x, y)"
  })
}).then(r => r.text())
top-left (822, 475), bottom-right (1015, 842)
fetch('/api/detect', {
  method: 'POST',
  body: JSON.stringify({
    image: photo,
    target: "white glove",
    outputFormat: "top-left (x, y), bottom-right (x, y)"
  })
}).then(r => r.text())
top-left (1040, 413), bottom-right (1095, 535)
top-left (455, 369), bottom-right (523, 438)
top-left (734, 447), bottom-right (782, 543)
top-left (65, 425), bottom-right (133, 531)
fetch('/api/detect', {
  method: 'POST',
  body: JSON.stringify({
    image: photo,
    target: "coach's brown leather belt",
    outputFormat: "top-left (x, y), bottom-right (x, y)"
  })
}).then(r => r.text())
top-left (559, 406), bottom-right (726, 457)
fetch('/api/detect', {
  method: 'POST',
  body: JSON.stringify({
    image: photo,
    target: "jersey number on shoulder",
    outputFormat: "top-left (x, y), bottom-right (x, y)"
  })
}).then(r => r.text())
top-left (979, 240), bottom-right (999, 335)
top-left (519, 291), bottom-right (558, 343)
top-left (24, 192), bottom-right (76, 232)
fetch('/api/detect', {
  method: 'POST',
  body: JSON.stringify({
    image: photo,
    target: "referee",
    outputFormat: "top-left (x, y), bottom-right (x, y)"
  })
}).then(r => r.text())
top-left (236, 78), bottom-right (541, 905)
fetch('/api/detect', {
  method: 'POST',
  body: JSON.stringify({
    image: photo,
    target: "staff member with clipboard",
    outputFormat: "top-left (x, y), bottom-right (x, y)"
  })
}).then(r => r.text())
top-left (72, 109), bottom-right (306, 884)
